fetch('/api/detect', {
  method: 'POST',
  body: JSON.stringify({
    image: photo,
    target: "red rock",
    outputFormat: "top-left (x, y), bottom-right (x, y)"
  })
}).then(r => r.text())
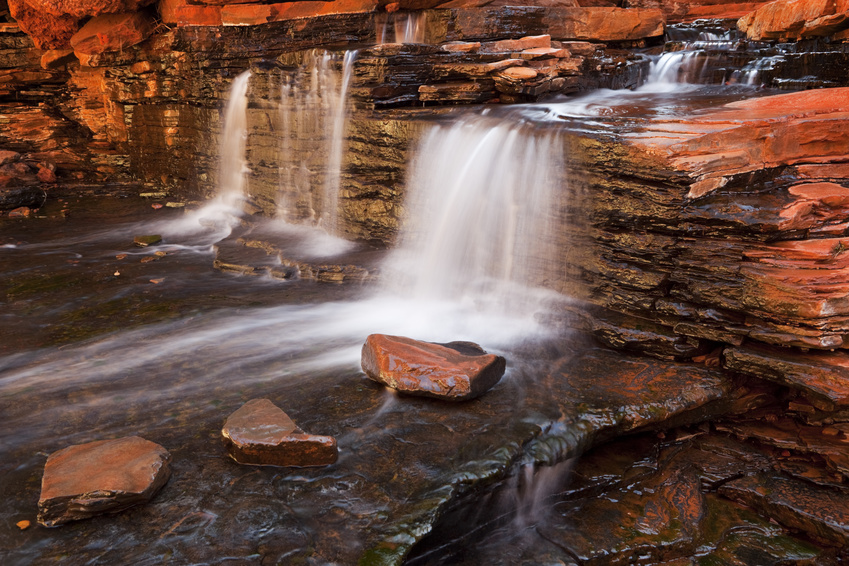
top-left (738, 0), bottom-right (849, 41)
top-left (542, 7), bottom-right (665, 41)
top-left (0, 150), bottom-right (20, 166)
top-left (626, 0), bottom-right (773, 24)
top-left (25, 0), bottom-right (157, 18)
top-left (157, 0), bottom-right (222, 25)
top-left (221, 399), bottom-right (338, 467)
top-left (8, 206), bottom-right (33, 217)
top-left (70, 11), bottom-right (157, 56)
top-left (268, 0), bottom-right (379, 21)
top-left (37, 165), bottom-right (57, 183)
top-left (482, 34), bottom-right (551, 53)
top-left (719, 472), bottom-right (849, 545)
top-left (221, 4), bottom-right (271, 25)
top-left (625, 88), bottom-right (849, 200)
top-left (724, 344), bottom-right (849, 409)
top-left (37, 436), bottom-right (171, 527)
top-left (498, 66), bottom-right (539, 80)
top-left (8, 0), bottom-right (81, 50)
top-left (361, 334), bottom-right (506, 401)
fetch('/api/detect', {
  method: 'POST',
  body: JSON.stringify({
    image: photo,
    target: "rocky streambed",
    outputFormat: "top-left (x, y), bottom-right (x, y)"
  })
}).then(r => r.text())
top-left (3, 0), bottom-right (849, 564)
top-left (1, 188), bottom-right (848, 565)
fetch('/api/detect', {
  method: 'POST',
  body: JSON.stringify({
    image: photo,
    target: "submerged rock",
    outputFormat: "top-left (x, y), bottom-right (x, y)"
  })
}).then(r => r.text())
top-left (361, 334), bottom-right (506, 401)
top-left (37, 436), bottom-right (171, 527)
top-left (221, 399), bottom-right (338, 467)
top-left (0, 186), bottom-right (46, 211)
top-left (133, 234), bottom-right (162, 246)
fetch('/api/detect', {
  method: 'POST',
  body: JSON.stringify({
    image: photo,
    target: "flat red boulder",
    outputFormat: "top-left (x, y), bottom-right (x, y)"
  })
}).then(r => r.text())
top-left (222, 399), bottom-right (338, 467)
top-left (738, 0), bottom-right (849, 41)
top-left (361, 334), bottom-right (506, 401)
top-left (37, 436), bottom-right (171, 527)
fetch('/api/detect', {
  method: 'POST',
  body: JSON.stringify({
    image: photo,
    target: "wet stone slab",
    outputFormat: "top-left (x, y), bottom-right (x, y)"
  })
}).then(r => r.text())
top-left (37, 436), bottom-right (171, 527)
top-left (222, 398), bottom-right (338, 467)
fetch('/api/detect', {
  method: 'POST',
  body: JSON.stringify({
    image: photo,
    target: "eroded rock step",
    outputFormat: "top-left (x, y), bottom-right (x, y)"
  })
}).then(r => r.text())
top-left (410, 425), bottom-right (848, 565)
top-left (212, 223), bottom-right (382, 283)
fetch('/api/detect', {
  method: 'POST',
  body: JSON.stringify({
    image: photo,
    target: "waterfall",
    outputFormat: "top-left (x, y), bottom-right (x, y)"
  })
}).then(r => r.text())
top-left (276, 50), bottom-right (356, 235)
top-left (375, 12), bottom-right (427, 44)
top-left (218, 71), bottom-right (252, 211)
top-left (384, 113), bottom-right (566, 314)
top-left (323, 50), bottom-right (357, 235)
top-left (645, 30), bottom-right (737, 88)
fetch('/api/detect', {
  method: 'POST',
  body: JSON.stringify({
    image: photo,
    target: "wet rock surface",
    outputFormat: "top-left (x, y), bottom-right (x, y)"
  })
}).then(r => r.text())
top-left (222, 399), bottom-right (338, 467)
top-left (361, 333), bottom-right (507, 401)
top-left (738, 0), bottom-right (849, 41)
top-left (412, 427), bottom-right (844, 565)
top-left (37, 436), bottom-right (171, 527)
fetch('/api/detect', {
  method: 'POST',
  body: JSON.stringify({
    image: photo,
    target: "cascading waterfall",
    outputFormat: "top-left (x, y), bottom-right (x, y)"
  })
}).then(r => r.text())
top-left (168, 70), bottom-right (251, 242)
top-left (384, 113), bottom-right (567, 316)
top-left (648, 31), bottom-right (737, 86)
top-left (276, 50), bottom-right (356, 235)
top-left (218, 70), bottom-right (252, 211)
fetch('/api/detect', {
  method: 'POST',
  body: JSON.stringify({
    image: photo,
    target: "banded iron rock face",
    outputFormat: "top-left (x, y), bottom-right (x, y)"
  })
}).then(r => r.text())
top-left (361, 334), bottom-right (507, 401)
top-left (221, 399), bottom-right (338, 467)
top-left (37, 436), bottom-right (171, 527)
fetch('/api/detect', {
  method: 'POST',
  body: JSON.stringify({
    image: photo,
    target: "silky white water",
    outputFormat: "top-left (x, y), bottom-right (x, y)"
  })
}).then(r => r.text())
top-left (276, 50), bottom-right (356, 234)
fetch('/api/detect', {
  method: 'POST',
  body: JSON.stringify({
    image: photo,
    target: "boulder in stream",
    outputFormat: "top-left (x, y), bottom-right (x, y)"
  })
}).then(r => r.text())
top-left (361, 334), bottom-right (506, 401)
top-left (0, 186), bottom-right (47, 211)
top-left (221, 399), bottom-right (338, 467)
top-left (37, 436), bottom-right (171, 527)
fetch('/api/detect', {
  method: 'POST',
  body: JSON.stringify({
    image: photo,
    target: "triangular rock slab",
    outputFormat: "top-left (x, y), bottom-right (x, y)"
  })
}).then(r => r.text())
top-left (221, 399), bottom-right (337, 467)
top-left (37, 436), bottom-right (171, 527)
top-left (361, 334), bottom-right (506, 401)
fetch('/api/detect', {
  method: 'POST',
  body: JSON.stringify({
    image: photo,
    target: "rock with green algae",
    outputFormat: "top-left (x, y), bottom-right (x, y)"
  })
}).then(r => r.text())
top-left (133, 234), bottom-right (162, 247)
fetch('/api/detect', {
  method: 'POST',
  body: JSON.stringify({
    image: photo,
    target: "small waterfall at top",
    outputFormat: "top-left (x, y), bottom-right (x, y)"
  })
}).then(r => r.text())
top-left (646, 29), bottom-right (738, 87)
top-left (375, 12), bottom-right (427, 44)
top-left (277, 50), bottom-right (356, 235)
top-left (384, 112), bottom-right (566, 316)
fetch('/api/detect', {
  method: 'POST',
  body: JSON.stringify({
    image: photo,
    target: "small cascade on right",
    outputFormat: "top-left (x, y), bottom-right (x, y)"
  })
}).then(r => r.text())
top-left (645, 23), bottom-right (742, 88)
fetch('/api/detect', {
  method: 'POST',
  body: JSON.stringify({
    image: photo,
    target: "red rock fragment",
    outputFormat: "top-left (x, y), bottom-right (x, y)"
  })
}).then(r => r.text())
top-left (361, 334), bottom-right (506, 401)
top-left (738, 0), bottom-right (849, 41)
top-left (37, 436), bottom-right (171, 527)
top-left (70, 11), bottom-right (156, 56)
top-left (7, 0), bottom-right (81, 50)
top-left (26, 0), bottom-right (157, 18)
top-left (221, 4), bottom-right (272, 25)
top-left (8, 207), bottom-right (32, 218)
top-left (158, 0), bottom-right (222, 26)
top-left (222, 399), bottom-right (338, 467)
